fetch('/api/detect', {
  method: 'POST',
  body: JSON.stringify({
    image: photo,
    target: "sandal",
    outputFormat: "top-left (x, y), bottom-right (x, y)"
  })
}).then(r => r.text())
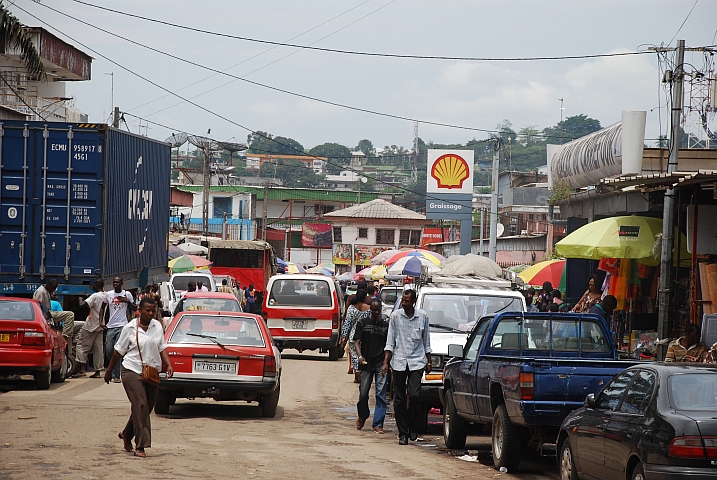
top-left (133, 449), bottom-right (146, 458)
top-left (118, 432), bottom-right (133, 452)
top-left (89, 371), bottom-right (101, 378)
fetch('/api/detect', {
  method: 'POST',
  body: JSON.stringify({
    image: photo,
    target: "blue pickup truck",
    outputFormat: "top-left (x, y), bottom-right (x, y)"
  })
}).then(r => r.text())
top-left (442, 312), bottom-right (638, 471)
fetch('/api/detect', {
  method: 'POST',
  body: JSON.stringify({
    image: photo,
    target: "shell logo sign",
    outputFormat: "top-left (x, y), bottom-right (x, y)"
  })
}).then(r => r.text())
top-left (426, 149), bottom-right (474, 195)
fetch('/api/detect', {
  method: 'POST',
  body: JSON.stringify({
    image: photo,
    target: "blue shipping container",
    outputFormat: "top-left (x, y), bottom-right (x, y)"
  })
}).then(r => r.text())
top-left (0, 121), bottom-right (170, 292)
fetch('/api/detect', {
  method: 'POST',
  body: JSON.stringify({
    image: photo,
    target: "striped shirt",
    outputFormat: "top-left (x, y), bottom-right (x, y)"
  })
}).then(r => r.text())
top-left (665, 337), bottom-right (707, 362)
top-left (385, 307), bottom-right (431, 372)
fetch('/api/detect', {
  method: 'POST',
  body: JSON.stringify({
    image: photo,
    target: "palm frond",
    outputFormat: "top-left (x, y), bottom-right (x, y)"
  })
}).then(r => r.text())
top-left (0, 5), bottom-right (46, 81)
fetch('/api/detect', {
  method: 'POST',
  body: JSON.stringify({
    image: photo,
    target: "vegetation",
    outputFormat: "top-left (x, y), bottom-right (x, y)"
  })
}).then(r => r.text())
top-left (0, 5), bottom-right (46, 80)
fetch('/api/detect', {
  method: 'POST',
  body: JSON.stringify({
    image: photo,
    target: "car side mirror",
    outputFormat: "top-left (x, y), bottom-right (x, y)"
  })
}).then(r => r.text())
top-left (584, 393), bottom-right (596, 408)
top-left (447, 344), bottom-right (464, 359)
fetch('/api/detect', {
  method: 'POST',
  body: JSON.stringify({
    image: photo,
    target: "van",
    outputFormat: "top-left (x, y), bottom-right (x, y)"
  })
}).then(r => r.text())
top-left (170, 271), bottom-right (217, 295)
top-left (262, 274), bottom-right (344, 360)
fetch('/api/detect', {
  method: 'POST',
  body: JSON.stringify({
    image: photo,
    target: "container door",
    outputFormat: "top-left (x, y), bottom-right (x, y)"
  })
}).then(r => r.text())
top-left (32, 125), bottom-right (103, 279)
top-left (0, 124), bottom-right (36, 280)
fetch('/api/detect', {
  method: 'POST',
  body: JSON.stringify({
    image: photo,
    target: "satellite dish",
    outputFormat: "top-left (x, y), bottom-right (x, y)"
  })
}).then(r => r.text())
top-left (496, 223), bottom-right (505, 237)
top-left (359, 176), bottom-right (368, 184)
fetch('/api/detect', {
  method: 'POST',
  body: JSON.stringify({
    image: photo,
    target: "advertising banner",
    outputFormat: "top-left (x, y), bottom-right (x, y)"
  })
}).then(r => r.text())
top-left (301, 223), bottom-right (333, 247)
top-left (332, 244), bottom-right (353, 265)
top-left (354, 245), bottom-right (391, 266)
top-left (421, 227), bottom-right (460, 247)
top-left (547, 110), bottom-right (646, 189)
top-left (425, 193), bottom-right (473, 220)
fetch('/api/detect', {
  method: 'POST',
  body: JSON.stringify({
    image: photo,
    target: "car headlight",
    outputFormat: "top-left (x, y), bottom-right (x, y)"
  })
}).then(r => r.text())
top-left (431, 355), bottom-right (443, 369)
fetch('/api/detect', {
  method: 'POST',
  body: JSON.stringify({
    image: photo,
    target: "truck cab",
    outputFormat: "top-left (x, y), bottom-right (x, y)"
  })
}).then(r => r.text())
top-left (397, 274), bottom-right (526, 433)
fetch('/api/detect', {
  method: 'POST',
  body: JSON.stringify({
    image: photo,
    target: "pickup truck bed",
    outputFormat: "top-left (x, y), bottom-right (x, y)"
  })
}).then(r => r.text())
top-left (442, 312), bottom-right (639, 471)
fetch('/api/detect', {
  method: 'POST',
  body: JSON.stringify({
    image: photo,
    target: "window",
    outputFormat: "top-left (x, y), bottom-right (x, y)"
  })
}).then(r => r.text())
top-left (489, 318), bottom-right (523, 349)
top-left (399, 229), bottom-right (410, 245)
top-left (358, 228), bottom-right (368, 238)
top-left (169, 315), bottom-right (265, 347)
top-left (410, 230), bottom-right (422, 246)
top-left (550, 319), bottom-right (609, 352)
top-left (376, 228), bottom-right (395, 245)
top-left (268, 279), bottom-right (333, 307)
top-left (421, 294), bottom-right (524, 332)
top-left (400, 229), bottom-right (422, 246)
top-left (670, 374), bottom-right (717, 411)
top-left (618, 370), bottom-right (655, 414)
top-left (464, 332), bottom-right (482, 362)
top-left (596, 371), bottom-right (635, 411)
top-left (333, 226), bottom-right (342, 243)
top-left (213, 197), bottom-right (232, 218)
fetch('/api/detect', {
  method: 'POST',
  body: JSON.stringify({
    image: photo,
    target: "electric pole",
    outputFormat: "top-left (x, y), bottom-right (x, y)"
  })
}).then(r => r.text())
top-left (202, 142), bottom-right (210, 238)
top-left (261, 181), bottom-right (268, 242)
top-left (112, 106), bottom-right (120, 129)
top-left (489, 136), bottom-right (502, 261)
top-left (657, 39), bottom-right (685, 358)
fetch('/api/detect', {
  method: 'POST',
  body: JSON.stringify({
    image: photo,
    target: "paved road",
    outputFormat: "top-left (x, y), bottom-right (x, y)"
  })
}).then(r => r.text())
top-left (0, 352), bottom-right (558, 479)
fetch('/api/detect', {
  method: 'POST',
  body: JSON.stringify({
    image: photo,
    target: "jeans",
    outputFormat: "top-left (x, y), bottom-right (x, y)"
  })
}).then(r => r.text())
top-left (392, 367), bottom-right (424, 438)
top-left (105, 327), bottom-right (123, 380)
top-left (357, 364), bottom-right (388, 428)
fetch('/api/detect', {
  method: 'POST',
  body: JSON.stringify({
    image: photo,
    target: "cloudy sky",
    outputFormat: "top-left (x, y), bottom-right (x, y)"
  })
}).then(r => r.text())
top-left (13, 0), bottom-right (717, 151)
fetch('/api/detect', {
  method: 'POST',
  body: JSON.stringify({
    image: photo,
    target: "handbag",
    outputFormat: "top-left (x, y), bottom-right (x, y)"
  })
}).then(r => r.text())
top-left (136, 323), bottom-right (160, 386)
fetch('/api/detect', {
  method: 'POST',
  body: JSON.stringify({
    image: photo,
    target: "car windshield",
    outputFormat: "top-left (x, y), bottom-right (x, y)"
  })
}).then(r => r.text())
top-left (381, 288), bottom-right (401, 305)
top-left (269, 279), bottom-right (332, 307)
top-left (0, 301), bottom-right (35, 321)
top-left (670, 373), bottom-right (717, 411)
top-left (169, 315), bottom-right (265, 347)
top-left (180, 298), bottom-right (241, 312)
top-left (172, 275), bottom-right (212, 291)
top-left (421, 294), bottom-right (523, 332)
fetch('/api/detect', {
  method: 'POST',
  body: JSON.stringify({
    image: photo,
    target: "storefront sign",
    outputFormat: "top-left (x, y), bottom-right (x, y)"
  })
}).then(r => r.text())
top-left (301, 223), bottom-right (332, 247)
top-left (332, 244), bottom-right (352, 265)
top-left (425, 193), bottom-right (473, 220)
top-left (421, 227), bottom-right (459, 247)
top-left (547, 110), bottom-right (646, 189)
top-left (354, 245), bottom-right (391, 266)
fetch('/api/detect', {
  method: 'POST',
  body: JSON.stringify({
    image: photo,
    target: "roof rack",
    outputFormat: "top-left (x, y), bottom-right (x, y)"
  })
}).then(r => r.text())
top-left (418, 265), bottom-right (519, 290)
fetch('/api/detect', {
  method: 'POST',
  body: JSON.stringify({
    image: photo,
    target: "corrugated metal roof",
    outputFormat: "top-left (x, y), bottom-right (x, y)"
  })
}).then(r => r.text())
top-left (177, 185), bottom-right (385, 202)
top-left (324, 199), bottom-right (425, 220)
top-left (601, 170), bottom-right (717, 190)
top-left (208, 239), bottom-right (272, 250)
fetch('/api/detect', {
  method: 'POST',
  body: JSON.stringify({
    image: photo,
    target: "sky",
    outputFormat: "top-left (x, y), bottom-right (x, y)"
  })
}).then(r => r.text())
top-left (13, 0), bottom-right (717, 153)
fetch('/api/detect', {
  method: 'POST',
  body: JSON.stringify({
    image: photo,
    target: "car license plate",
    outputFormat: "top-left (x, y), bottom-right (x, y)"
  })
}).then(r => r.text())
top-left (193, 360), bottom-right (237, 374)
top-left (0, 334), bottom-right (9, 342)
top-left (292, 320), bottom-right (307, 329)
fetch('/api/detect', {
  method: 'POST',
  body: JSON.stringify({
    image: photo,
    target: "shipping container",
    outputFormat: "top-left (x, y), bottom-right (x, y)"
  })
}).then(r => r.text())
top-left (0, 121), bottom-right (170, 297)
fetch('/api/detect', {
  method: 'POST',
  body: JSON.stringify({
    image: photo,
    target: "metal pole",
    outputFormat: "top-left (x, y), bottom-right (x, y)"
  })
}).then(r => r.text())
top-left (657, 39), bottom-right (685, 358)
top-left (202, 143), bottom-right (210, 238)
top-left (489, 139), bottom-right (501, 261)
top-left (480, 207), bottom-right (484, 256)
top-left (261, 181), bottom-right (268, 241)
top-left (113, 106), bottom-right (120, 129)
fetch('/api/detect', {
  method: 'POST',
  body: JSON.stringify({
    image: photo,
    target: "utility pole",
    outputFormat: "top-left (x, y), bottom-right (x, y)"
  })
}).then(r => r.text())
top-left (657, 39), bottom-right (685, 358)
top-left (202, 143), bottom-right (210, 238)
top-left (489, 136), bottom-right (502, 261)
top-left (112, 106), bottom-right (120, 129)
top-left (261, 181), bottom-right (268, 241)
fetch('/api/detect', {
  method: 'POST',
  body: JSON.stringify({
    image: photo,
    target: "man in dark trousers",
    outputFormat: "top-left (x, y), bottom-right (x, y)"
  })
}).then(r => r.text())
top-left (354, 298), bottom-right (389, 433)
top-left (382, 289), bottom-right (431, 445)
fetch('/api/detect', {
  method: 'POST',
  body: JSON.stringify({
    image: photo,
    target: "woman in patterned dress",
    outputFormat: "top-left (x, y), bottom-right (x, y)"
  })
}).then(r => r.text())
top-left (341, 289), bottom-right (370, 382)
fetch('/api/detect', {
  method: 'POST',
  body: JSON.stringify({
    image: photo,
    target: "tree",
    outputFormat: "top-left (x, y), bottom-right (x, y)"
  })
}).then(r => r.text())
top-left (542, 114), bottom-right (602, 145)
top-left (496, 119), bottom-right (517, 144)
top-left (355, 139), bottom-right (375, 156)
top-left (0, 6), bottom-right (45, 80)
top-left (247, 131), bottom-right (304, 155)
top-left (309, 143), bottom-right (351, 174)
top-left (518, 126), bottom-right (541, 146)
top-left (259, 158), bottom-right (324, 188)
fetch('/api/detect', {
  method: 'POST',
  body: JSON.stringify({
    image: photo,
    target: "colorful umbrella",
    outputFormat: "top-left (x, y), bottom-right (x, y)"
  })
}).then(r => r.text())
top-left (168, 245), bottom-right (184, 259)
top-left (285, 263), bottom-right (306, 274)
top-left (315, 262), bottom-right (335, 273)
top-left (168, 254), bottom-right (212, 273)
top-left (363, 264), bottom-right (387, 280)
top-left (306, 266), bottom-right (334, 276)
top-left (387, 256), bottom-right (440, 276)
top-left (385, 249), bottom-right (445, 266)
top-left (518, 259), bottom-right (567, 292)
top-left (439, 254), bottom-right (502, 277)
top-left (370, 249), bottom-right (401, 265)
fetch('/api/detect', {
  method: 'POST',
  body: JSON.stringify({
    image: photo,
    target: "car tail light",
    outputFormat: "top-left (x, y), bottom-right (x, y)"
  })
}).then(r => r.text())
top-left (21, 332), bottom-right (46, 347)
top-left (704, 438), bottom-right (717, 458)
top-left (263, 355), bottom-right (277, 377)
top-left (519, 372), bottom-right (534, 400)
top-left (261, 311), bottom-right (268, 323)
top-left (332, 313), bottom-right (339, 329)
top-left (669, 436), bottom-right (710, 459)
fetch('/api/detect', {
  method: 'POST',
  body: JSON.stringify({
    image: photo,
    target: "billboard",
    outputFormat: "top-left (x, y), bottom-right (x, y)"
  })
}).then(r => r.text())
top-left (547, 110), bottom-right (646, 189)
top-left (332, 243), bottom-right (353, 265)
top-left (421, 227), bottom-right (460, 247)
top-left (301, 223), bottom-right (332, 247)
top-left (426, 149), bottom-right (474, 195)
top-left (354, 245), bottom-right (391, 267)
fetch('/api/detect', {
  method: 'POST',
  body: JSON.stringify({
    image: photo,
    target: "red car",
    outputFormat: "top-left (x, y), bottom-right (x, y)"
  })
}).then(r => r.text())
top-left (171, 291), bottom-right (242, 317)
top-left (156, 311), bottom-right (281, 417)
top-left (0, 297), bottom-right (69, 389)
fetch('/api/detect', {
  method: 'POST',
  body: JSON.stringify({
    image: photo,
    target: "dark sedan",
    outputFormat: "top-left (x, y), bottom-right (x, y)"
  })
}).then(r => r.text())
top-left (558, 363), bottom-right (717, 480)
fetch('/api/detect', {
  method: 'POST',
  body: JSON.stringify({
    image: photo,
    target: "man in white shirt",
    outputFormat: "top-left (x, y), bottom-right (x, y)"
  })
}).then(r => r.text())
top-left (75, 280), bottom-right (106, 378)
top-left (196, 281), bottom-right (209, 292)
top-left (100, 276), bottom-right (134, 383)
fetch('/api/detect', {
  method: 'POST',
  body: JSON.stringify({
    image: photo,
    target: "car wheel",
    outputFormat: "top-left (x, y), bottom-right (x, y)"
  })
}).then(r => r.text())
top-left (559, 438), bottom-right (578, 480)
top-left (416, 400), bottom-right (429, 434)
top-left (261, 382), bottom-right (280, 418)
top-left (154, 390), bottom-right (171, 415)
top-left (631, 462), bottom-right (645, 480)
top-left (51, 352), bottom-right (68, 383)
top-left (492, 404), bottom-right (521, 471)
top-left (328, 345), bottom-right (340, 361)
top-left (34, 368), bottom-right (51, 390)
top-left (443, 390), bottom-right (467, 449)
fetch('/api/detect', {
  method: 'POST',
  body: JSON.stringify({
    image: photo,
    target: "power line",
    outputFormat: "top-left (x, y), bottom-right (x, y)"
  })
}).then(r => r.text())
top-left (0, 75), bottom-right (47, 121)
top-left (69, 0), bottom-right (652, 62)
top-left (668, 0), bottom-right (699, 47)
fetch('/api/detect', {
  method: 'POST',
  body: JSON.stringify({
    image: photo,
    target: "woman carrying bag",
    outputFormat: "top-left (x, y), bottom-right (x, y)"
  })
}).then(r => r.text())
top-left (105, 296), bottom-right (173, 457)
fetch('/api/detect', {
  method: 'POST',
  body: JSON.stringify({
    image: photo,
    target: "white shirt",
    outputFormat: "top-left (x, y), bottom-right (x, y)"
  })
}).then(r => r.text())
top-left (104, 290), bottom-right (134, 329)
top-left (114, 319), bottom-right (166, 374)
top-left (198, 286), bottom-right (209, 292)
top-left (83, 291), bottom-right (105, 332)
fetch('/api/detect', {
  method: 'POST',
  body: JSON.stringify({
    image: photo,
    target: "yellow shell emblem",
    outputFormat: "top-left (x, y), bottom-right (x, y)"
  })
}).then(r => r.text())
top-left (431, 154), bottom-right (470, 189)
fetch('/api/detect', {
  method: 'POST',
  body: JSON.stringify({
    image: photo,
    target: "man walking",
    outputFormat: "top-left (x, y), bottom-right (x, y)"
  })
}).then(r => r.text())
top-left (75, 280), bottom-right (106, 378)
top-left (354, 298), bottom-right (389, 433)
top-left (382, 290), bottom-right (431, 445)
top-left (100, 277), bottom-right (134, 383)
